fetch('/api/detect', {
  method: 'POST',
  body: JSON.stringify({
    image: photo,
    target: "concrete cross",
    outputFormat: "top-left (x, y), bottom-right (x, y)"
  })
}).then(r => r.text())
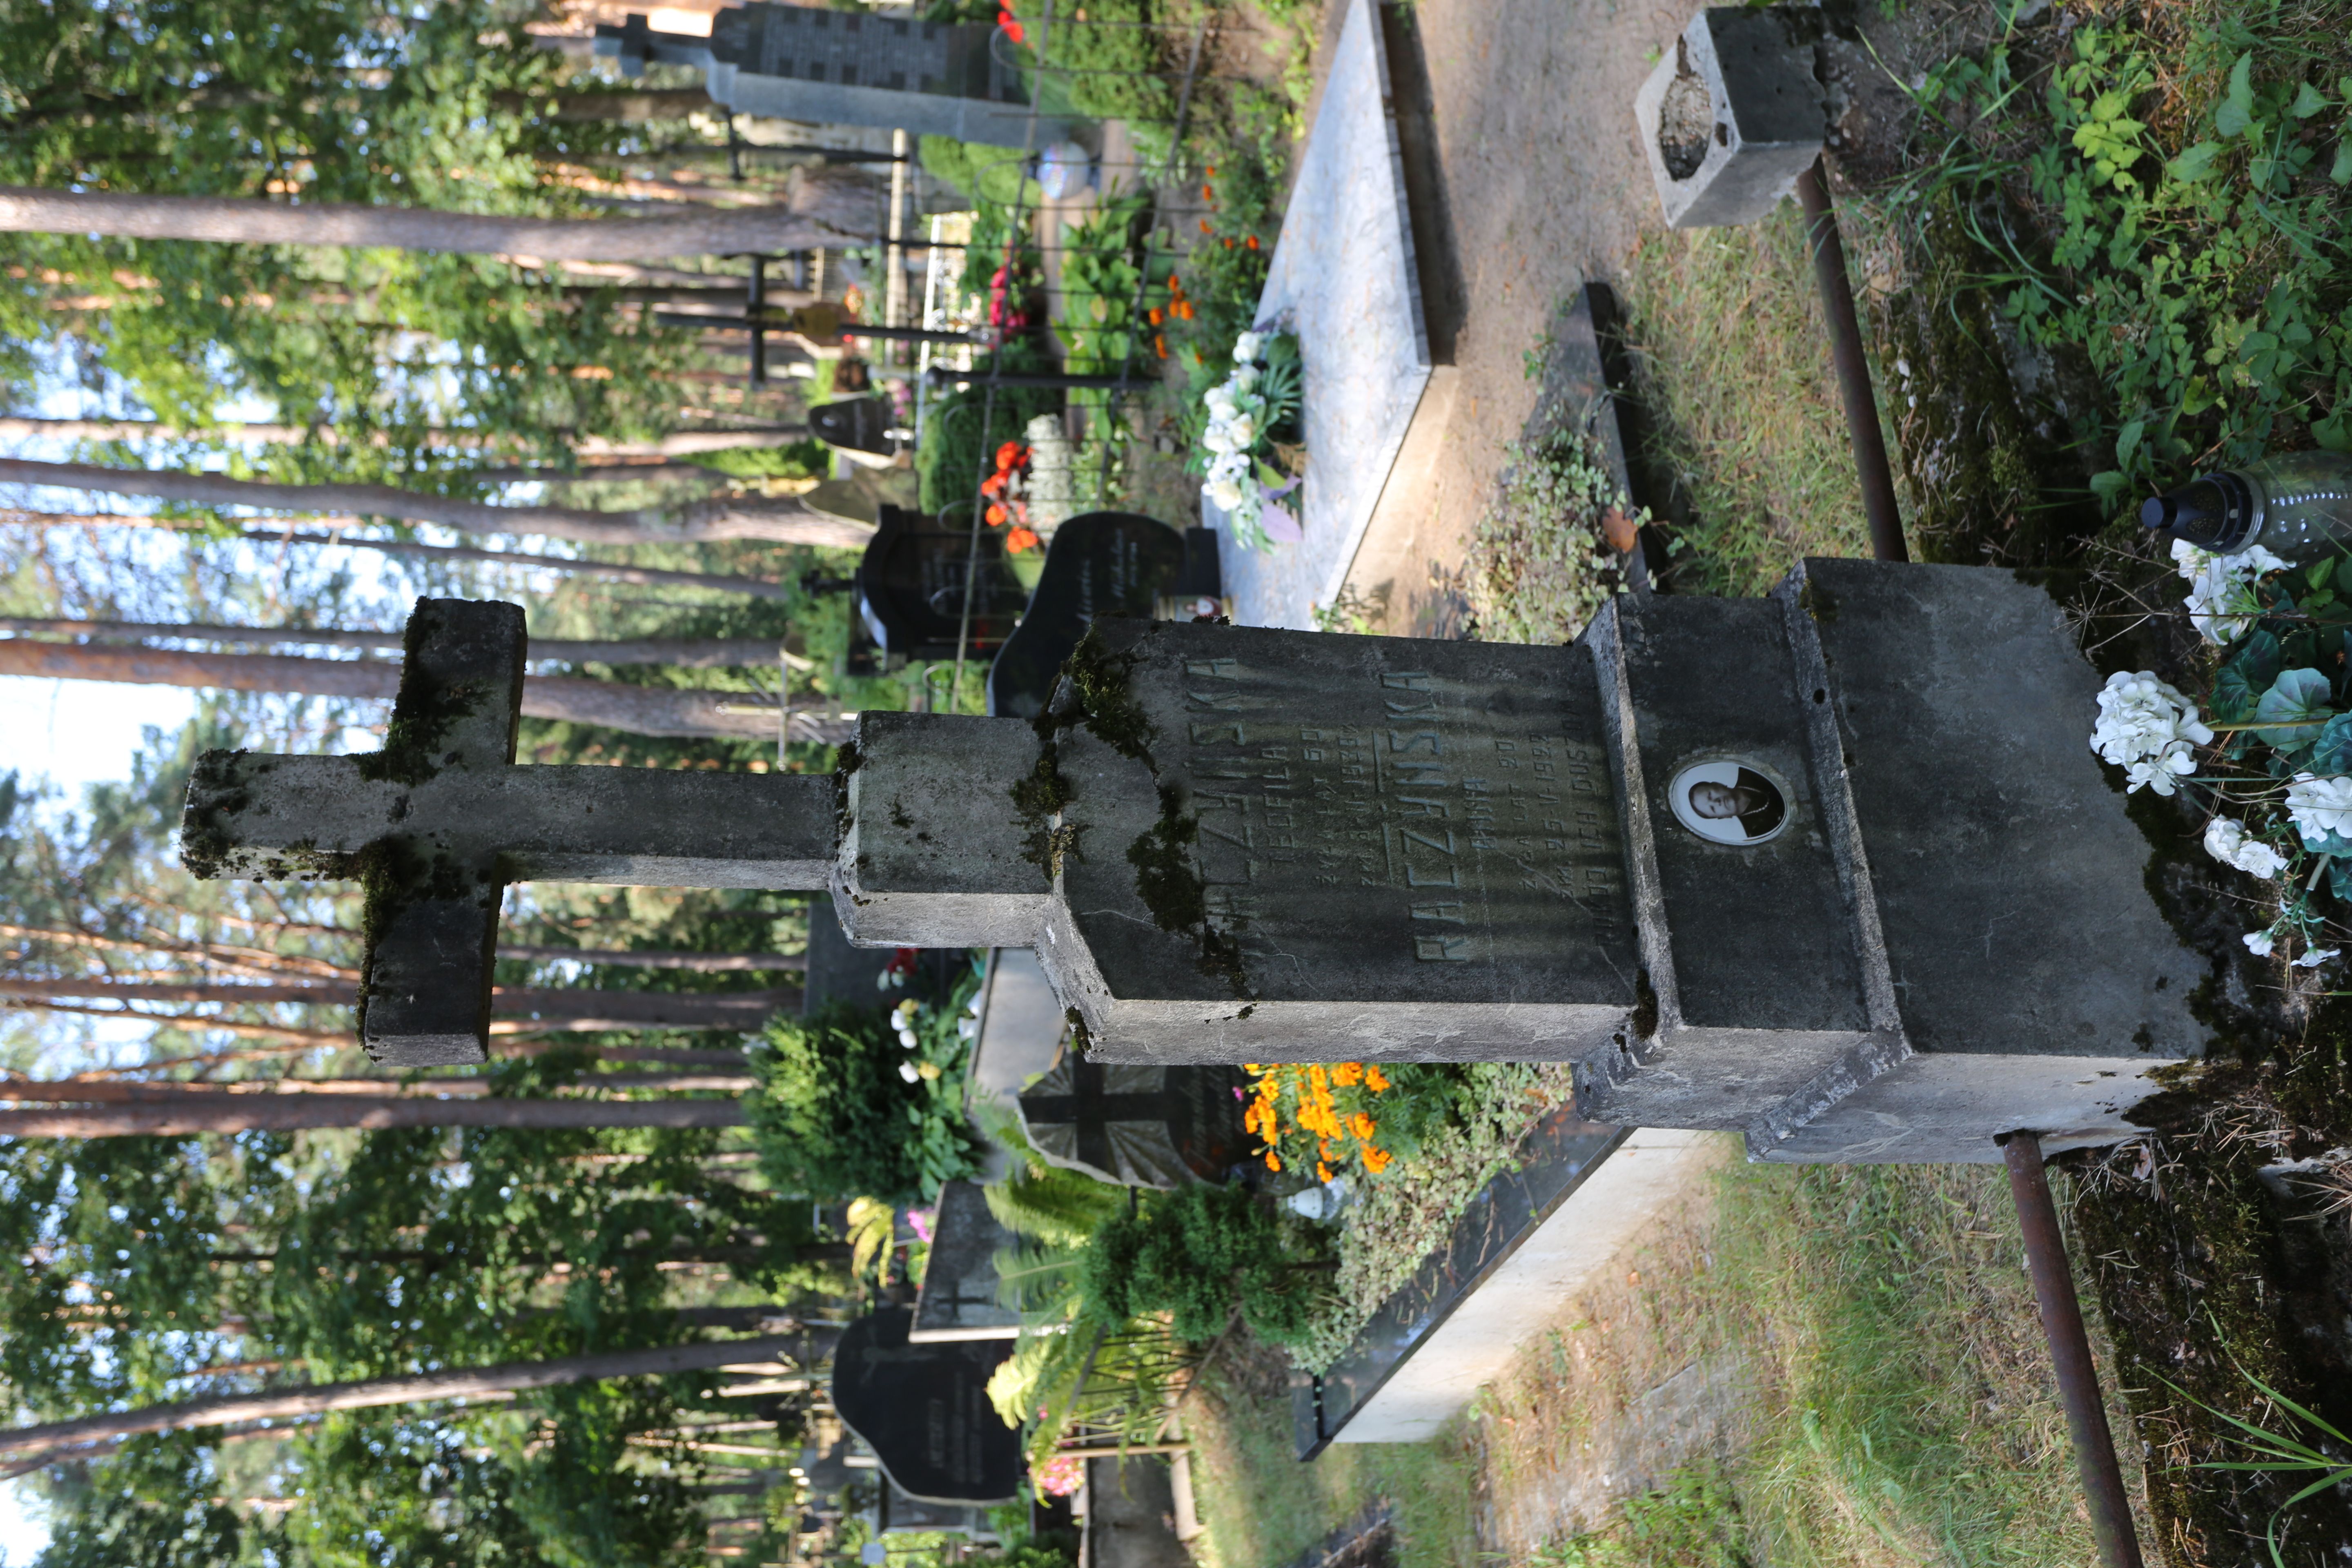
top-left (180, 599), bottom-right (835, 1067)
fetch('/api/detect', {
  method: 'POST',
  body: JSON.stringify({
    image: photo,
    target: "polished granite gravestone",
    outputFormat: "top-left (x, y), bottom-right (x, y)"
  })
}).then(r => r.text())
top-left (910, 1179), bottom-right (1022, 1342)
top-left (854, 505), bottom-right (1031, 665)
top-left (593, 4), bottom-right (1067, 148)
top-left (987, 513), bottom-right (1193, 721)
top-left (184, 561), bottom-right (2213, 1161)
top-left (830, 1305), bottom-right (1020, 1504)
top-left (811, 396), bottom-right (899, 459)
top-left (1214, 0), bottom-right (1431, 629)
top-left (1015, 1046), bottom-right (1252, 1188)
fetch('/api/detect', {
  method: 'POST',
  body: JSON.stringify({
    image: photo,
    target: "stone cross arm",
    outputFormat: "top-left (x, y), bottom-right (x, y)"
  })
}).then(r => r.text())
top-left (179, 599), bottom-right (834, 1069)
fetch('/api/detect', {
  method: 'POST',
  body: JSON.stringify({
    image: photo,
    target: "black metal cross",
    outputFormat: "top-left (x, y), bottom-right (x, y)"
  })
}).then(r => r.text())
top-left (179, 599), bottom-right (836, 1067)
top-left (1016, 1059), bottom-right (1171, 1176)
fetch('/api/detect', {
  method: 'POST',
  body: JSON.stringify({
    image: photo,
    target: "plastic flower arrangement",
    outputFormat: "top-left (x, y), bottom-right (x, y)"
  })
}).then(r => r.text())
top-left (2088, 535), bottom-right (2352, 965)
top-left (1242, 1061), bottom-right (1394, 1182)
top-left (1197, 328), bottom-right (1304, 553)
top-left (978, 439), bottom-right (1042, 554)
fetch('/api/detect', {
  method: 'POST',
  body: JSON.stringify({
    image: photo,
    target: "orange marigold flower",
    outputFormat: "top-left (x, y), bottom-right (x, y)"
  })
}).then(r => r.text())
top-left (1350, 1112), bottom-right (1376, 1140)
top-left (1147, 306), bottom-right (1164, 325)
top-left (1363, 1146), bottom-right (1392, 1175)
top-left (1246, 234), bottom-right (1261, 250)
top-left (1309, 1063), bottom-right (1328, 1091)
top-left (1154, 334), bottom-right (1168, 359)
top-left (1199, 218), bottom-right (1213, 234)
top-left (1364, 1065), bottom-right (1390, 1092)
top-left (1205, 165), bottom-right (1218, 176)
top-left (1201, 185), bottom-right (1214, 202)
top-left (1222, 237), bottom-right (1234, 249)
top-left (1265, 1151), bottom-right (1282, 1172)
top-left (1167, 273), bottom-right (1180, 290)
top-left (1332, 1062), bottom-right (1363, 1087)
top-left (1316, 1161), bottom-right (1333, 1183)
top-left (1176, 300), bottom-right (1195, 320)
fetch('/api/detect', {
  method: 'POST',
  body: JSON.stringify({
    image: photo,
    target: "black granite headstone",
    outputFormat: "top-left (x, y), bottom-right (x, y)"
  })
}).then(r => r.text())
top-left (594, 2), bottom-right (1069, 148)
top-left (811, 396), bottom-right (896, 457)
top-left (830, 1305), bottom-right (1020, 1504)
top-left (910, 1179), bottom-right (1022, 1341)
top-left (1016, 1047), bottom-right (1252, 1188)
top-left (987, 512), bottom-right (1189, 720)
top-left (854, 505), bottom-right (1031, 662)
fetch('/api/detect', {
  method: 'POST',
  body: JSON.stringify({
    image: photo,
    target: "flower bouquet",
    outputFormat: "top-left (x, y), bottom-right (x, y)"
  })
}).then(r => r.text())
top-left (1198, 328), bottom-right (1304, 552)
top-left (978, 439), bottom-right (1042, 555)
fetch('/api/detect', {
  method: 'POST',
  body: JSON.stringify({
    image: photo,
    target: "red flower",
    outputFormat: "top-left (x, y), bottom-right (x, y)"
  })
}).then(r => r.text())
top-left (1198, 218), bottom-right (1212, 234)
top-left (980, 472), bottom-right (1007, 498)
top-left (1005, 525), bottom-right (1040, 553)
top-left (998, 8), bottom-right (1025, 42)
top-left (995, 440), bottom-right (1026, 472)
top-left (1245, 234), bottom-right (1260, 251)
top-left (985, 503), bottom-right (1009, 527)
top-left (1147, 305), bottom-right (1164, 325)
top-left (1154, 334), bottom-right (1168, 359)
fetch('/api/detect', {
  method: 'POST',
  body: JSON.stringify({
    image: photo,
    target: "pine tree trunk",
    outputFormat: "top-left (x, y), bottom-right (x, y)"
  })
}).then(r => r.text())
top-left (0, 639), bottom-right (855, 744)
top-left (0, 1073), bottom-right (754, 1102)
top-left (0, 186), bottom-right (870, 260)
top-left (0, 457), bottom-right (873, 548)
top-left (0, 1096), bottom-right (748, 1136)
top-left (0, 975), bottom-right (799, 1027)
top-left (0, 417), bottom-right (812, 460)
top-left (0, 619), bottom-right (798, 669)
top-left (0, 1332), bottom-right (811, 1454)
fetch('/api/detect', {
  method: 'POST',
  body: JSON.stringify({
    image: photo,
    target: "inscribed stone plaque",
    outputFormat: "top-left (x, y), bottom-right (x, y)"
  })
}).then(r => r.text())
top-left (910, 1180), bottom-right (1021, 1341)
top-left (1041, 620), bottom-right (1639, 1062)
top-left (1015, 1045), bottom-right (1252, 1187)
top-left (854, 506), bottom-right (1030, 662)
top-left (987, 512), bottom-right (1188, 720)
top-left (811, 396), bottom-right (897, 457)
top-left (830, 1305), bottom-right (1019, 1504)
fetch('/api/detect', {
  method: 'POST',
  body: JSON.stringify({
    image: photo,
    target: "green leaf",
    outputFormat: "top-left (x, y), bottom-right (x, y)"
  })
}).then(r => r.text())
top-left (2310, 557), bottom-right (2338, 590)
top-left (2166, 140), bottom-right (2229, 181)
top-left (2115, 418), bottom-right (2146, 470)
top-left (2313, 712), bottom-right (2352, 775)
top-left (2332, 137), bottom-right (2352, 185)
top-left (2255, 666), bottom-right (2335, 749)
top-left (2089, 469), bottom-right (2129, 506)
top-left (2216, 53), bottom-right (2257, 138)
top-left (2292, 81), bottom-right (2331, 119)
top-left (2216, 630), bottom-right (2284, 721)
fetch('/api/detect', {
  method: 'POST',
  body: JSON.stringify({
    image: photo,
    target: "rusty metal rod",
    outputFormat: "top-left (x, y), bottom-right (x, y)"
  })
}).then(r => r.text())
top-left (1795, 160), bottom-right (1906, 564)
top-left (2001, 1131), bottom-right (2146, 1568)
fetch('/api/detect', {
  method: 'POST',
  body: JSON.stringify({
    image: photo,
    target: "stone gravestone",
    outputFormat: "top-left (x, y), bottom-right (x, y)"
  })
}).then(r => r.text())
top-left (854, 506), bottom-right (1031, 665)
top-left (830, 1305), bottom-right (1021, 1504)
top-left (810, 396), bottom-right (898, 460)
top-left (184, 561), bottom-right (2214, 1162)
top-left (987, 512), bottom-right (1192, 720)
top-left (910, 1179), bottom-right (1022, 1342)
top-left (1017, 1047), bottom-right (1253, 1188)
top-left (594, 3), bottom-right (1069, 148)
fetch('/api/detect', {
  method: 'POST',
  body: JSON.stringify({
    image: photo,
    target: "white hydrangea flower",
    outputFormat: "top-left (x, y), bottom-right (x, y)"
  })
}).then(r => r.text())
top-left (2173, 538), bottom-right (2290, 644)
top-left (1232, 331), bottom-right (1265, 364)
top-left (2245, 929), bottom-right (2277, 956)
top-left (2203, 816), bottom-right (2289, 878)
top-left (2288, 773), bottom-right (2352, 847)
top-left (2295, 947), bottom-right (2341, 969)
top-left (2089, 671), bottom-right (2213, 794)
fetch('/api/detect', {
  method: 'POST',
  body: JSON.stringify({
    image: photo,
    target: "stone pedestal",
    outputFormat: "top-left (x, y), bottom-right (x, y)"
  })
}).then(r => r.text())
top-left (1633, 7), bottom-right (1825, 229)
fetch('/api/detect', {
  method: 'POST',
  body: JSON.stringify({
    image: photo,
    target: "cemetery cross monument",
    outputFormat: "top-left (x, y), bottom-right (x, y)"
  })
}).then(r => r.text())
top-left (182, 564), bottom-right (2214, 1162)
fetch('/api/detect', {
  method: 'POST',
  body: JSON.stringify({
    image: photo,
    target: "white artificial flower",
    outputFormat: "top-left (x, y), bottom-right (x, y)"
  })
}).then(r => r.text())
top-left (1201, 420), bottom-right (1239, 457)
top-left (2203, 816), bottom-right (2289, 878)
top-left (2296, 947), bottom-right (2341, 968)
top-left (956, 1016), bottom-right (978, 1040)
top-left (1232, 331), bottom-right (1265, 364)
top-left (1204, 384), bottom-right (1238, 418)
top-left (2245, 929), bottom-right (2277, 956)
top-left (2288, 773), bottom-right (2352, 846)
top-left (1231, 364), bottom-right (1261, 394)
top-left (2089, 671), bottom-right (2214, 794)
top-left (1223, 412), bottom-right (1257, 450)
top-left (2177, 542), bottom-right (2290, 644)
top-left (1203, 468), bottom-right (1247, 511)
top-left (898, 1060), bottom-right (922, 1083)
top-left (892, 998), bottom-right (917, 1023)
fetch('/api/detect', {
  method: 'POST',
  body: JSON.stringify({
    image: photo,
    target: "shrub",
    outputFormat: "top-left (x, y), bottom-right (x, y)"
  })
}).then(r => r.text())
top-left (1077, 1183), bottom-right (1329, 1349)
top-left (746, 987), bottom-right (984, 1203)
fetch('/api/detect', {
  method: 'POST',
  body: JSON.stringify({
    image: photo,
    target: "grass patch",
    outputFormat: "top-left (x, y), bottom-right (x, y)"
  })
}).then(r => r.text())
top-left (1470, 1154), bottom-right (2114, 1568)
top-left (1613, 205), bottom-right (1882, 594)
top-left (1185, 1337), bottom-right (1483, 1568)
